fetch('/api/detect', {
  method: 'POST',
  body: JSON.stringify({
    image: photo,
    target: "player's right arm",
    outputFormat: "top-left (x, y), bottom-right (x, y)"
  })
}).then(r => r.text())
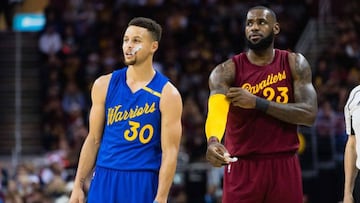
top-left (205, 59), bottom-right (235, 167)
top-left (343, 134), bottom-right (357, 203)
top-left (69, 74), bottom-right (110, 203)
top-left (343, 101), bottom-right (358, 203)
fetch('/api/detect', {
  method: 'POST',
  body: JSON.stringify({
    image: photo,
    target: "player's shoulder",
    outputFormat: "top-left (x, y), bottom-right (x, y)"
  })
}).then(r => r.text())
top-left (286, 50), bottom-right (307, 63)
top-left (348, 85), bottom-right (360, 101)
top-left (92, 73), bottom-right (112, 91)
top-left (283, 49), bottom-right (295, 58)
top-left (95, 73), bottom-right (112, 84)
top-left (285, 50), bottom-right (311, 72)
top-left (211, 59), bottom-right (235, 78)
top-left (162, 81), bottom-right (181, 99)
top-left (160, 82), bottom-right (183, 111)
top-left (350, 85), bottom-right (360, 93)
top-left (225, 58), bottom-right (236, 67)
top-left (345, 85), bottom-right (360, 110)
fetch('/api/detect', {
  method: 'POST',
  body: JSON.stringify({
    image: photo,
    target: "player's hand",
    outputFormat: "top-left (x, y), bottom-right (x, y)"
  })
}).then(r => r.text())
top-left (69, 187), bottom-right (85, 203)
top-left (206, 141), bottom-right (231, 167)
top-left (226, 87), bottom-right (256, 109)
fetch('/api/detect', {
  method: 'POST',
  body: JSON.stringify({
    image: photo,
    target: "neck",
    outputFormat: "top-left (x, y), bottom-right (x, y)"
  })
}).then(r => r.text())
top-left (128, 60), bottom-right (155, 82)
top-left (246, 47), bottom-right (275, 66)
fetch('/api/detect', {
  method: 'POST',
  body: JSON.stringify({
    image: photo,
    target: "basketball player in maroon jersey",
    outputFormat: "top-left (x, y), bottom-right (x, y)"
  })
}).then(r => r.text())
top-left (205, 6), bottom-right (318, 203)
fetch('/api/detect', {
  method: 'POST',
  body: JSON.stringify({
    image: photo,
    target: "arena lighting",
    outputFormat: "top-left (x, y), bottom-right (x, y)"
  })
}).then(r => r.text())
top-left (13, 13), bottom-right (46, 32)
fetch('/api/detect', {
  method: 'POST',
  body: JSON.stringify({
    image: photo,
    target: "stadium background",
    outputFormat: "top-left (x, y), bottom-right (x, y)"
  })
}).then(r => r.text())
top-left (0, 0), bottom-right (359, 202)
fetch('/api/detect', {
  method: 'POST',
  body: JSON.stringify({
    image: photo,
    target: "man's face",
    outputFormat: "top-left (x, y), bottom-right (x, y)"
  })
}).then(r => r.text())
top-left (122, 26), bottom-right (157, 66)
top-left (245, 9), bottom-right (278, 51)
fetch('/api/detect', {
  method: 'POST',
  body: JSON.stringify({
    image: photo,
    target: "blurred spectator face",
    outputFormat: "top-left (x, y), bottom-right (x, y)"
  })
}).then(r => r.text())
top-left (7, 179), bottom-right (18, 193)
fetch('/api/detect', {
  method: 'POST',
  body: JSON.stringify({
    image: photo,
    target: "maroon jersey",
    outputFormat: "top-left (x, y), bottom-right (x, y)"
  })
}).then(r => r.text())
top-left (227, 49), bottom-right (298, 156)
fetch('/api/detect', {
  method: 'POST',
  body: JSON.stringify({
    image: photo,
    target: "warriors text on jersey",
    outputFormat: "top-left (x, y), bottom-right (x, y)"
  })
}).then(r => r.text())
top-left (96, 67), bottom-right (169, 171)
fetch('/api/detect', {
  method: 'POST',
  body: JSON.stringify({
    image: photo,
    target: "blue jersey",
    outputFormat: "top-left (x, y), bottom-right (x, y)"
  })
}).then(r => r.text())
top-left (96, 67), bottom-right (169, 171)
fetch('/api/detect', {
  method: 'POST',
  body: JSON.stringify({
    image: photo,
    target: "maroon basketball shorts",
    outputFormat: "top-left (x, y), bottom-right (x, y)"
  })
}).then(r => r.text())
top-left (222, 153), bottom-right (303, 203)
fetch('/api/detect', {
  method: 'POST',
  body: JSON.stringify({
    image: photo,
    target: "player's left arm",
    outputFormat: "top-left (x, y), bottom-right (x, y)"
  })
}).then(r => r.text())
top-left (265, 53), bottom-right (318, 126)
top-left (155, 82), bottom-right (183, 203)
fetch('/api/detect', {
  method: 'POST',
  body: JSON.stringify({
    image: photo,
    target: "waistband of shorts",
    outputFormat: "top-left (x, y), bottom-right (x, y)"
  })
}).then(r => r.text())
top-left (235, 152), bottom-right (297, 160)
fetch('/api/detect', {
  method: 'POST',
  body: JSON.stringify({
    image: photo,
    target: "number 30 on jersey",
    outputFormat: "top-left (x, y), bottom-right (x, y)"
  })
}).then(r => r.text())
top-left (124, 121), bottom-right (154, 144)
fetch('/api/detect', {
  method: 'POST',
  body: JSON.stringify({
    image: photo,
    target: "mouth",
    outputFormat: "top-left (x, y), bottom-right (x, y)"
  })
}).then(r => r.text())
top-left (249, 34), bottom-right (262, 41)
top-left (124, 52), bottom-right (134, 60)
top-left (125, 46), bottom-right (141, 58)
top-left (125, 52), bottom-right (134, 56)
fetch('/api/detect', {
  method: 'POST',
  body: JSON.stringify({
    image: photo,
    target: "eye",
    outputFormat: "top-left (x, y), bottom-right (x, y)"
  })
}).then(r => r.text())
top-left (246, 22), bottom-right (253, 26)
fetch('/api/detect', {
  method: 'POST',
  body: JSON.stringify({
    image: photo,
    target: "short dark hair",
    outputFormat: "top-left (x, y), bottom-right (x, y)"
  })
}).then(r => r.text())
top-left (128, 17), bottom-right (162, 42)
top-left (248, 6), bottom-right (277, 22)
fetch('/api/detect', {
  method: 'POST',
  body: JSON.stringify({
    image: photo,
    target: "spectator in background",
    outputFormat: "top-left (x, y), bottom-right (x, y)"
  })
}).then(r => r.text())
top-left (0, 165), bottom-right (8, 203)
top-left (38, 24), bottom-right (63, 58)
top-left (61, 24), bottom-right (79, 56)
top-left (0, 0), bottom-right (16, 31)
top-left (82, 52), bottom-right (102, 91)
top-left (315, 100), bottom-right (337, 167)
top-left (4, 179), bottom-right (23, 203)
top-left (61, 81), bottom-right (87, 115)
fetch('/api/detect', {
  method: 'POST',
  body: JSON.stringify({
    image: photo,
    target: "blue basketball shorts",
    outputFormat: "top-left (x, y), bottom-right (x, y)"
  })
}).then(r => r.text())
top-left (87, 166), bottom-right (159, 203)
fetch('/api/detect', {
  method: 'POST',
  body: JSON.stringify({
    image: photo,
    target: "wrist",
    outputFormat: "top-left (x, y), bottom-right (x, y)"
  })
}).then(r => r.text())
top-left (74, 177), bottom-right (86, 190)
top-left (255, 97), bottom-right (270, 112)
top-left (208, 136), bottom-right (219, 146)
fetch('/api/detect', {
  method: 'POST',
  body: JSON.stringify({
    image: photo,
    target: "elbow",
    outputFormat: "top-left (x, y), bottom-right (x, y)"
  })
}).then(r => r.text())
top-left (302, 117), bottom-right (316, 127)
top-left (301, 108), bottom-right (317, 127)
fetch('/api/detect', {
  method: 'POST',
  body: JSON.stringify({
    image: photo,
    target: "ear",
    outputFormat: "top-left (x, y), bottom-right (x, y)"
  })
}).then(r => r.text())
top-left (273, 23), bottom-right (280, 35)
top-left (151, 41), bottom-right (159, 53)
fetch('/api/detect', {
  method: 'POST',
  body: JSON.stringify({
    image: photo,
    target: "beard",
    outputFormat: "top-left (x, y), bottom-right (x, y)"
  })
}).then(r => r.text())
top-left (124, 58), bottom-right (136, 66)
top-left (246, 32), bottom-right (274, 51)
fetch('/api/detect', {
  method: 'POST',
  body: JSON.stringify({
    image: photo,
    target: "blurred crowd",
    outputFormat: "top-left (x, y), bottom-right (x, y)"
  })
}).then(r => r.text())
top-left (1, 0), bottom-right (360, 202)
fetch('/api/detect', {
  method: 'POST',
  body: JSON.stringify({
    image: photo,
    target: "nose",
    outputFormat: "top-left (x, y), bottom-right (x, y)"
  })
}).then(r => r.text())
top-left (250, 23), bottom-right (259, 31)
top-left (123, 40), bottom-right (134, 49)
top-left (126, 42), bottom-right (133, 49)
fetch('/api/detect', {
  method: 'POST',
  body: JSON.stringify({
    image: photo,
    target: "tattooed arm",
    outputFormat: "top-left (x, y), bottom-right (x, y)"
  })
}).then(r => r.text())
top-left (227, 53), bottom-right (317, 126)
top-left (209, 59), bottom-right (235, 95)
top-left (264, 53), bottom-right (318, 126)
top-left (205, 59), bottom-right (235, 167)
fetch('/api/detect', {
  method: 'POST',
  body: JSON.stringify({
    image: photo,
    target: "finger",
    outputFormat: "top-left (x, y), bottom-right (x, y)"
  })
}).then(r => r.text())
top-left (224, 152), bottom-right (238, 162)
top-left (211, 159), bottom-right (228, 167)
top-left (207, 152), bottom-right (225, 163)
top-left (226, 93), bottom-right (235, 98)
top-left (228, 87), bottom-right (239, 92)
top-left (209, 152), bottom-right (229, 165)
top-left (226, 90), bottom-right (237, 96)
top-left (226, 92), bottom-right (241, 99)
top-left (207, 153), bottom-right (228, 166)
top-left (228, 97), bottom-right (238, 102)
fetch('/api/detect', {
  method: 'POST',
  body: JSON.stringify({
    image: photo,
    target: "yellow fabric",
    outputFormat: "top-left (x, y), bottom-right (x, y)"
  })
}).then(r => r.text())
top-left (205, 94), bottom-right (231, 141)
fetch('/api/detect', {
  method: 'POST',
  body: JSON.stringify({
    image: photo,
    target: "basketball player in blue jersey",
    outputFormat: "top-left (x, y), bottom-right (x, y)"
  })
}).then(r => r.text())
top-left (69, 17), bottom-right (183, 203)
